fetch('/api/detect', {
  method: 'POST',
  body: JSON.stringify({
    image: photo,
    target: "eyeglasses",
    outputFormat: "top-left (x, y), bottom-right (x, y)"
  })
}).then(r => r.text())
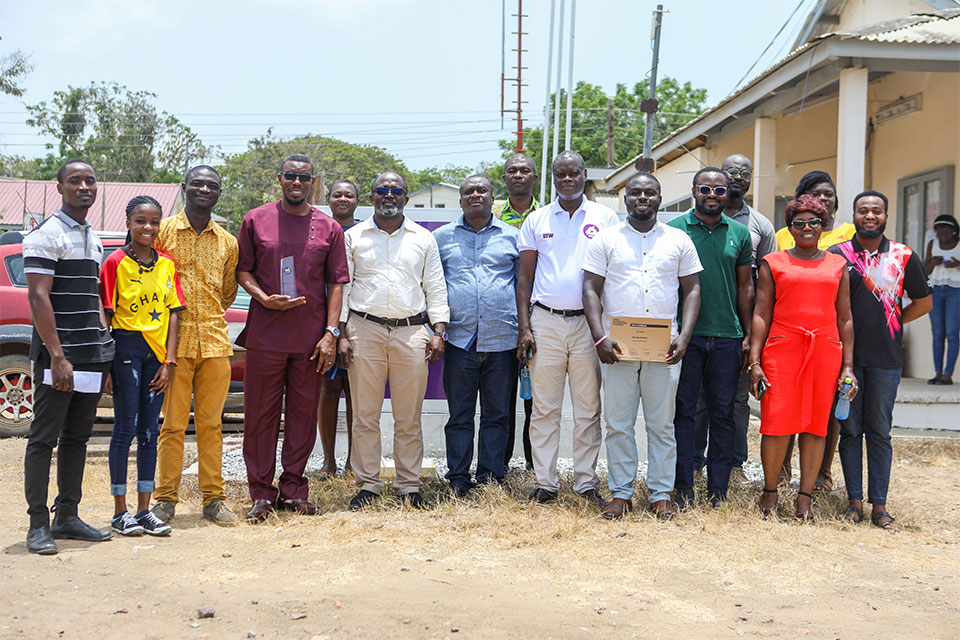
top-left (374, 187), bottom-right (406, 197)
top-left (726, 168), bottom-right (752, 179)
top-left (790, 219), bottom-right (823, 230)
top-left (696, 185), bottom-right (727, 197)
top-left (281, 172), bottom-right (313, 183)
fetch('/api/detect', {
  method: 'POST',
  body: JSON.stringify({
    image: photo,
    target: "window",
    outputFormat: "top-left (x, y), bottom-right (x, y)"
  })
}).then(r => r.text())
top-left (414, 204), bottom-right (424, 208)
top-left (898, 165), bottom-right (954, 252)
top-left (4, 253), bottom-right (26, 287)
top-left (436, 204), bottom-right (445, 208)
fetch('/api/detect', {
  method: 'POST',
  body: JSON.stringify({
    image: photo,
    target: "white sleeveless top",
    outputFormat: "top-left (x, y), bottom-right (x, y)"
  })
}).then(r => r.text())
top-left (930, 240), bottom-right (960, 287)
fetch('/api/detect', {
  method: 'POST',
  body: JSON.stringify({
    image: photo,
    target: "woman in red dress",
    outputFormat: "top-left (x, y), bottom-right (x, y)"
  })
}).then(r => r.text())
top-left (748, 195), bottom-right (857, 520)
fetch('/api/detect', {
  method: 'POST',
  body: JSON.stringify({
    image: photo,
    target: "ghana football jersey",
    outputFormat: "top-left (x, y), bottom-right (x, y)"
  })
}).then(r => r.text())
top-left (99, 247), bottom-right (186, 362)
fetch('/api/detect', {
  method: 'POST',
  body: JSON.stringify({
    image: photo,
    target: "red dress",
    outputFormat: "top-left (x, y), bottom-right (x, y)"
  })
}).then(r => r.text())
top-left (759, 251), bottom-right (846, 436)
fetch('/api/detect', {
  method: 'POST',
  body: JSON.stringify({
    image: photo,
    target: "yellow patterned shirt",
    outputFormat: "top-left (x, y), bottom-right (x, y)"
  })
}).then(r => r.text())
top-left (155, 210), bottom-right (239, 358)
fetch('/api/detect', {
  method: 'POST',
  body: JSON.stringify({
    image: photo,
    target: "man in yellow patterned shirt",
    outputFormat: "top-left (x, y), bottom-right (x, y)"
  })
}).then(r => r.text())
top-left (152, 165), bottom-right (240, 526)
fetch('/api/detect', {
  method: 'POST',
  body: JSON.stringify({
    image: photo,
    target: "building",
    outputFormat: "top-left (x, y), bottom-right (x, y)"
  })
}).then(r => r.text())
top-left (597, 0), bottom-right (960, 377)
top-left (406, 183), bottom-right (461, 209)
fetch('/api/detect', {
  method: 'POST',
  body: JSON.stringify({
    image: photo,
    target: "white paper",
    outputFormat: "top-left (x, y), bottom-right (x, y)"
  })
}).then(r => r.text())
top-left (42, 369), bottom-right (103, 394)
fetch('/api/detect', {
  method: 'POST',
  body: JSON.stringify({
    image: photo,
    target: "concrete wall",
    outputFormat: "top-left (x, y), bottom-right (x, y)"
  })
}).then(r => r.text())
top-left (837, 0), bottom-right (945, 32)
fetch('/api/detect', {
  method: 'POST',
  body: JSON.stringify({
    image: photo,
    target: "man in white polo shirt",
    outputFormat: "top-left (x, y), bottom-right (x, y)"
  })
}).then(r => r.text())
top-left (517, 150), bottom-right (620, 504)
top-left (582, 173), bottom-right (702, 520)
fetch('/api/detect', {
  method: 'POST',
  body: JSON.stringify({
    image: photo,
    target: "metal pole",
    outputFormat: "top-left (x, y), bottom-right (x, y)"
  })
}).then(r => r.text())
top-left (515, 0), bottom-right (524, 153)
top-left (501, 0), bottom-right (506, 129)
top-left (642, 5), bottom-right (664, 160)
top-left (539, 0), bottom-right (557, 204)
top-left (564, 0), bottom-right (576, 151)
top-left (551, 0), bottom-right (565, 200)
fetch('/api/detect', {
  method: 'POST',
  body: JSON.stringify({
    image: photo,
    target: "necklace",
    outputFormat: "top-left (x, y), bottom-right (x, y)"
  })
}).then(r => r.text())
top-left (124, 245), bottom-right (157, 273)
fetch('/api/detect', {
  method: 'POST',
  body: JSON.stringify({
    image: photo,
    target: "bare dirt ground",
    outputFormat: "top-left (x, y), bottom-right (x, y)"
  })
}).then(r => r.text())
top-left (0, 431), bottom-right (958, 640)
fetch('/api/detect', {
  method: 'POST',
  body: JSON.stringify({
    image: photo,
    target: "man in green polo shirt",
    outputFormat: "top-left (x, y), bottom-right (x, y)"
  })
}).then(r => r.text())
top-left (667, 166), bottom-right (754, 508)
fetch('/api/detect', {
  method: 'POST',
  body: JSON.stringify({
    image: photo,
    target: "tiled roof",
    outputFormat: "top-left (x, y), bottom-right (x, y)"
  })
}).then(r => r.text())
top-left (852, 10), bottom-right (960, 44)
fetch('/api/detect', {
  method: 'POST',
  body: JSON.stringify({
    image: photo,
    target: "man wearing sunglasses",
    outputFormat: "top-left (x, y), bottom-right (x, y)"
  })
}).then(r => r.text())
top-left (668, 166), bottom-right (754, 508)
top-left (236, 154), bottom-right (350, 522)
top-left (338, 171), bottom-right (449, 511)
top-left (691, 154), bottom-right (777, 485)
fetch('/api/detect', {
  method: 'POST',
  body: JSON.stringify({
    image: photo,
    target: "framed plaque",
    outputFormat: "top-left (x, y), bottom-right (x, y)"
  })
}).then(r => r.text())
top-left (609, 316), bottom-right (672, 361)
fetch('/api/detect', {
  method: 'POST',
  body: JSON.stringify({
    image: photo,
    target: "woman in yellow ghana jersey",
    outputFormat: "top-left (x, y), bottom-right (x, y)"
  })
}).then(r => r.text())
top-left (99, 196), bottom-right (185, 537)
top-left (775, 171), bottom-right (856, 251)
top-left (775, 170), bottom-right (855, 492)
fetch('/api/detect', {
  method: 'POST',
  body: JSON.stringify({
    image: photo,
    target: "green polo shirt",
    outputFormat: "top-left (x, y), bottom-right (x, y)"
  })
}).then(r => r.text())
top-left (668, 210), bottom-right (752, 338)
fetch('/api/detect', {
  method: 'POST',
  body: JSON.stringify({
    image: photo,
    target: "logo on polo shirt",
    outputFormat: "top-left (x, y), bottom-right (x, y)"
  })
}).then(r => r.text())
top-left (542, 233), bottom-right (554, 239)
top-left (583, 224), bottom-right (599, 239)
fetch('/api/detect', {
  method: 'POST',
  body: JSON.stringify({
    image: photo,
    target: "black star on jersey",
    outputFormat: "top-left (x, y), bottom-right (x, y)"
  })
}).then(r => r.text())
top-left (149, 308), bottom-right (162, 322)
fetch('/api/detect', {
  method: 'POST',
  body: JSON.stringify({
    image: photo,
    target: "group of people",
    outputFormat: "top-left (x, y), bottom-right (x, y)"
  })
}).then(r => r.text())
top-left (20, 148), bottom-right (937, 554)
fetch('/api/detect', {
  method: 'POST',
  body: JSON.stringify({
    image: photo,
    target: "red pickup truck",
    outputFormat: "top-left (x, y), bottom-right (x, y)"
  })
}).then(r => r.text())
top-left (0, 232), bottom-right (247, 437)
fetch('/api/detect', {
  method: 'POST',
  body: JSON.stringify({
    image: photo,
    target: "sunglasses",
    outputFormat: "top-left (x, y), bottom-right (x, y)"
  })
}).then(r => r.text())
top-left (281, 172), bottom-right (313, 183)
top-left (697, 185), bottom-right (727, 197)
top-left (374, 187), bottom-right (406, 197)
top-left (726, 168), bottom-right (752, 179)
top-left (790, 219), bottom-right (823, 230)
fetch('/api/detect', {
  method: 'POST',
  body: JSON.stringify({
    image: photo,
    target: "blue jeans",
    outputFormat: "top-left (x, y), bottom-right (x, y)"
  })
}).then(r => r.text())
top-left (108, 330), bottom-right (165, 496)
top-left (839, 366), bottom-right (901, 504)
top-left (674, 336), bottom-right (741, 495)
top-left (692, 370), bottom-right (750, 469)
top-left (931, 285), bottom-right (959, 376)
top-left (442, 344), bottom-right (515, 490)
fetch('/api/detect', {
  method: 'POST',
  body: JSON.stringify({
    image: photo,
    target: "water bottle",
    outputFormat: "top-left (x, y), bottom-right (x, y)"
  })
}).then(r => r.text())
top-left (835, 377), bottom-right (854, 420)
top-left (519, 365), bottom-right (532, 400)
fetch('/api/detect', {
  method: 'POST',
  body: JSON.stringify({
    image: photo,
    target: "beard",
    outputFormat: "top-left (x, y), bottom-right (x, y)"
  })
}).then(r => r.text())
top-left (694, 200), bottom-right (722, 217)
top-left (283, 195), bottom-right (305, 207)
top-left (629, 208), bottom-right (656, 222)
top-left (855, 219), bottom-right (886, 239)
top-left (727, 185), bottom-right (745, 200)
top-left (377, 202), bottom-right (402, 218)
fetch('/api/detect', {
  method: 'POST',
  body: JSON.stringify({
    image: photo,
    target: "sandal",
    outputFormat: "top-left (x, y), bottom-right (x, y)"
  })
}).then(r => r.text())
top-left (842, 505), bottom-right (863, 524)
top-left (871, 510), bottom-right (897, 530)
top-left (795, 490), bottom-right (814, 523)
top-left (759, 488), bottom-right (777, 519)
top-left (813, 469), bottom-right (833, 493)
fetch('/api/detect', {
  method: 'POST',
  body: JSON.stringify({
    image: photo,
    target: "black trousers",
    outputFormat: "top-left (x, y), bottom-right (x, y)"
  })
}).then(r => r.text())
top-left (25, 360), bottom-right (110, 529)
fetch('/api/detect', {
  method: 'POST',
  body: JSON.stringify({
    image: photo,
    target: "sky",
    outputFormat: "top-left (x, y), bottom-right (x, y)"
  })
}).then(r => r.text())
top-left (0, 0), bottom-right (814, 173)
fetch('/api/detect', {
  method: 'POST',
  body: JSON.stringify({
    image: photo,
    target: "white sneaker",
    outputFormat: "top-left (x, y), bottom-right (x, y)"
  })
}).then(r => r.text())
top-left (112, 511), bottom-right (144, 536)
top-left (135, 510), bottom-right (172, 536)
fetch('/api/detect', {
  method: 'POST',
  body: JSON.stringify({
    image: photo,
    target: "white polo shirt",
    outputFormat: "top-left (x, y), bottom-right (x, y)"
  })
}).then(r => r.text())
top-left (582, 220), bottom-right (702, 337)
top-left (518, 197), bottom-right (620, 310)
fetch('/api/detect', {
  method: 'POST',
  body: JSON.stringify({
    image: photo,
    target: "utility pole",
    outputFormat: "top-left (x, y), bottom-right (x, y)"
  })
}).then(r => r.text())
top-left (501, 0), bottom-right (529, 153)
top-left (551, 0), bottom-right (565, 200)
top-left (539, 0), bottom-right (558, 203)
top-left (638, 4), bottom-right (665, 173)
top-left (606, 97), bottom-right (615, 167)
top-left (563, 0), bottom-right (576, 151)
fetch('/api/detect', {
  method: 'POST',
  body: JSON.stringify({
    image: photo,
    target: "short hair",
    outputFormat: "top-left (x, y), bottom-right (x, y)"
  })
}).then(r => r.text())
top-left (57, 158), bottom-right (94, 184)
top-left (625, 172), bottom-right (661, 192)
top-left (281, 154), bottom-right (313, 172)
top-left (785, 194), bottom-right (829, 225)
top-left (933, 214), bottom-right (960, 238)
top-left (328, 178), bottom-right (359, 199)
top-left (795, 170), bottom-right (837, 212)
top-left (125, 195), bottom-right (163, 219)
top-left (184, 164), bottom-right (221, 184)
top-left (371, 171), bottom-right (408, 191)
top-left (853, 189), bottom-right (888, 213)
top-left (552, 150), bottom-right (586, 173)
top-left (459, 174), bottom-right (492, 194)
top-left (692, 166), bottom-right (726, 187)
top-left (505, 153), bottom-right (536, 170)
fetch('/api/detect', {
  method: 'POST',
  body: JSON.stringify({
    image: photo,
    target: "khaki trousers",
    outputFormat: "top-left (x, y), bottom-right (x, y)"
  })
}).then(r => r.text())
top-left (528, 305), bottom-right (602, 493)
top-left (155, 356), bottom-right (230, 506)
top-left (347, 314), bottom-right (430, 495)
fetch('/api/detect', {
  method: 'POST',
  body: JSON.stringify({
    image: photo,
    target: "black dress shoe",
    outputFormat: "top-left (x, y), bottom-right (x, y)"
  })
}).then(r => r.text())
top-left (449, 486), bottom-right (472, 499)
top-left (401, 492), bottom-right (428, 509)
top-left (348, 490), bottom-right (378, 511)
top-left (577, 488), bottom-right (605, 506)
top-left (674, 487), bottom-right (695, 510)
top-left (529, 488), bottom-right (558, 503)
top-left (27, 527), bottom-right (58, 555)
top-left (709, 491), bottom-right (727, 508)
top-left (51, 516), bottom-right (111, 542)
top-left (278, 498), bottom-right (319, 515)
top-left (246, 499), bottom-right (274, 522)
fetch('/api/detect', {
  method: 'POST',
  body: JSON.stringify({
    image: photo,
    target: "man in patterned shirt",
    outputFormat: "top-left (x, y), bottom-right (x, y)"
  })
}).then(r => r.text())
top-left (152, 165), bottom-right (240, 526)
top-left (493, 153), bottom-right (539, 471)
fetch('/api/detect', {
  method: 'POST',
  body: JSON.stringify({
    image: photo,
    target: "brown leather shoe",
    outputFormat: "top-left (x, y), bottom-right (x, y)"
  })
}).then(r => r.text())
top-left (279, 498), bottom-right (319, 515)
top-left (651, 499), bottom-right (675, 521)
top-left (245, 499), bottom-right (274, 522)
top-left (601, 497), bottom-right (632, 520)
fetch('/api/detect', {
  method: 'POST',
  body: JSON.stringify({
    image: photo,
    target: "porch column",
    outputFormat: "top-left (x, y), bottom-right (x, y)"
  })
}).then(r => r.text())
top-left (836, 67), bottom-right (869, 224)
top-left (752, 117), bottom-right (777, 219)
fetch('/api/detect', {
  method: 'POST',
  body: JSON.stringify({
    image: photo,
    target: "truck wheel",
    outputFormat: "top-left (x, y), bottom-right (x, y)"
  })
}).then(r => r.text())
top-left (0, 354), bottom-right (33, 437)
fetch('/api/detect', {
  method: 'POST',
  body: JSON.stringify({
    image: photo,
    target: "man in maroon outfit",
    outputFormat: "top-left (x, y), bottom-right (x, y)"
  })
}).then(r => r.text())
top-left (237, 154), bottom-right (349, 521)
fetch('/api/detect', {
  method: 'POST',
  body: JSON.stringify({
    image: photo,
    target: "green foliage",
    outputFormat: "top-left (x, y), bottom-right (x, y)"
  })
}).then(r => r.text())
top-left (0, 39), bottom-right (32, 98)
top-left (24, 82), bottom-right (213, 183)
top-left (0, 152), bottom-right (59, 180)
top-left (502, 77), bottom-right (707, 170)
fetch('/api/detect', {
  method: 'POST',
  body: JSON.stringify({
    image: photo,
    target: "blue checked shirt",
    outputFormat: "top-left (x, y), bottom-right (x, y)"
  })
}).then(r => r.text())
top-left (433, 215), bottom-right (520, 352)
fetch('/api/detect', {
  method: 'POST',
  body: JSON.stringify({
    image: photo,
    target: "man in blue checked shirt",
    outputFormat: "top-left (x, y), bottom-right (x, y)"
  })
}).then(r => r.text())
top-left (434, 175), bottom-right (520, 497)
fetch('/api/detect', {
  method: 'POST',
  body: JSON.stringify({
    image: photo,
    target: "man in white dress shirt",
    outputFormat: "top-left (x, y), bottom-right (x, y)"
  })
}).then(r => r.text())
top-left (582, 173), bottom-right (702, 520)
top-left (516, 150), bottom-right (620, 504)
top-left (337, 171), bottom-right (449, 511)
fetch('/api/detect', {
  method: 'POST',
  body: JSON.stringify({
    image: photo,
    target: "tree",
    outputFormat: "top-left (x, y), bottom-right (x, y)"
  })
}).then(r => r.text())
top-left (502, 77), bottom-right (708, 170)
top-left (24, 82), bottom-right (213, 183)
top-left (0, 39), bottom-right (32, 98)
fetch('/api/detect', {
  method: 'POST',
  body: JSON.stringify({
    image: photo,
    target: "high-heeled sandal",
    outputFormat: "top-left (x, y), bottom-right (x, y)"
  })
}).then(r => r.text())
top-left (760, 488), bottom-right (777, 518)
top-left (795, 490), bottom-right (814, 522)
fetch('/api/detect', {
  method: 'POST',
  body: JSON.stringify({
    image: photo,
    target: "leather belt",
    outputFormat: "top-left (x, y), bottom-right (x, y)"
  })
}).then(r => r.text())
top-left (351, 309), bottom-right (429, 327)
top-left (534, 301), bottom-right (585, 317)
